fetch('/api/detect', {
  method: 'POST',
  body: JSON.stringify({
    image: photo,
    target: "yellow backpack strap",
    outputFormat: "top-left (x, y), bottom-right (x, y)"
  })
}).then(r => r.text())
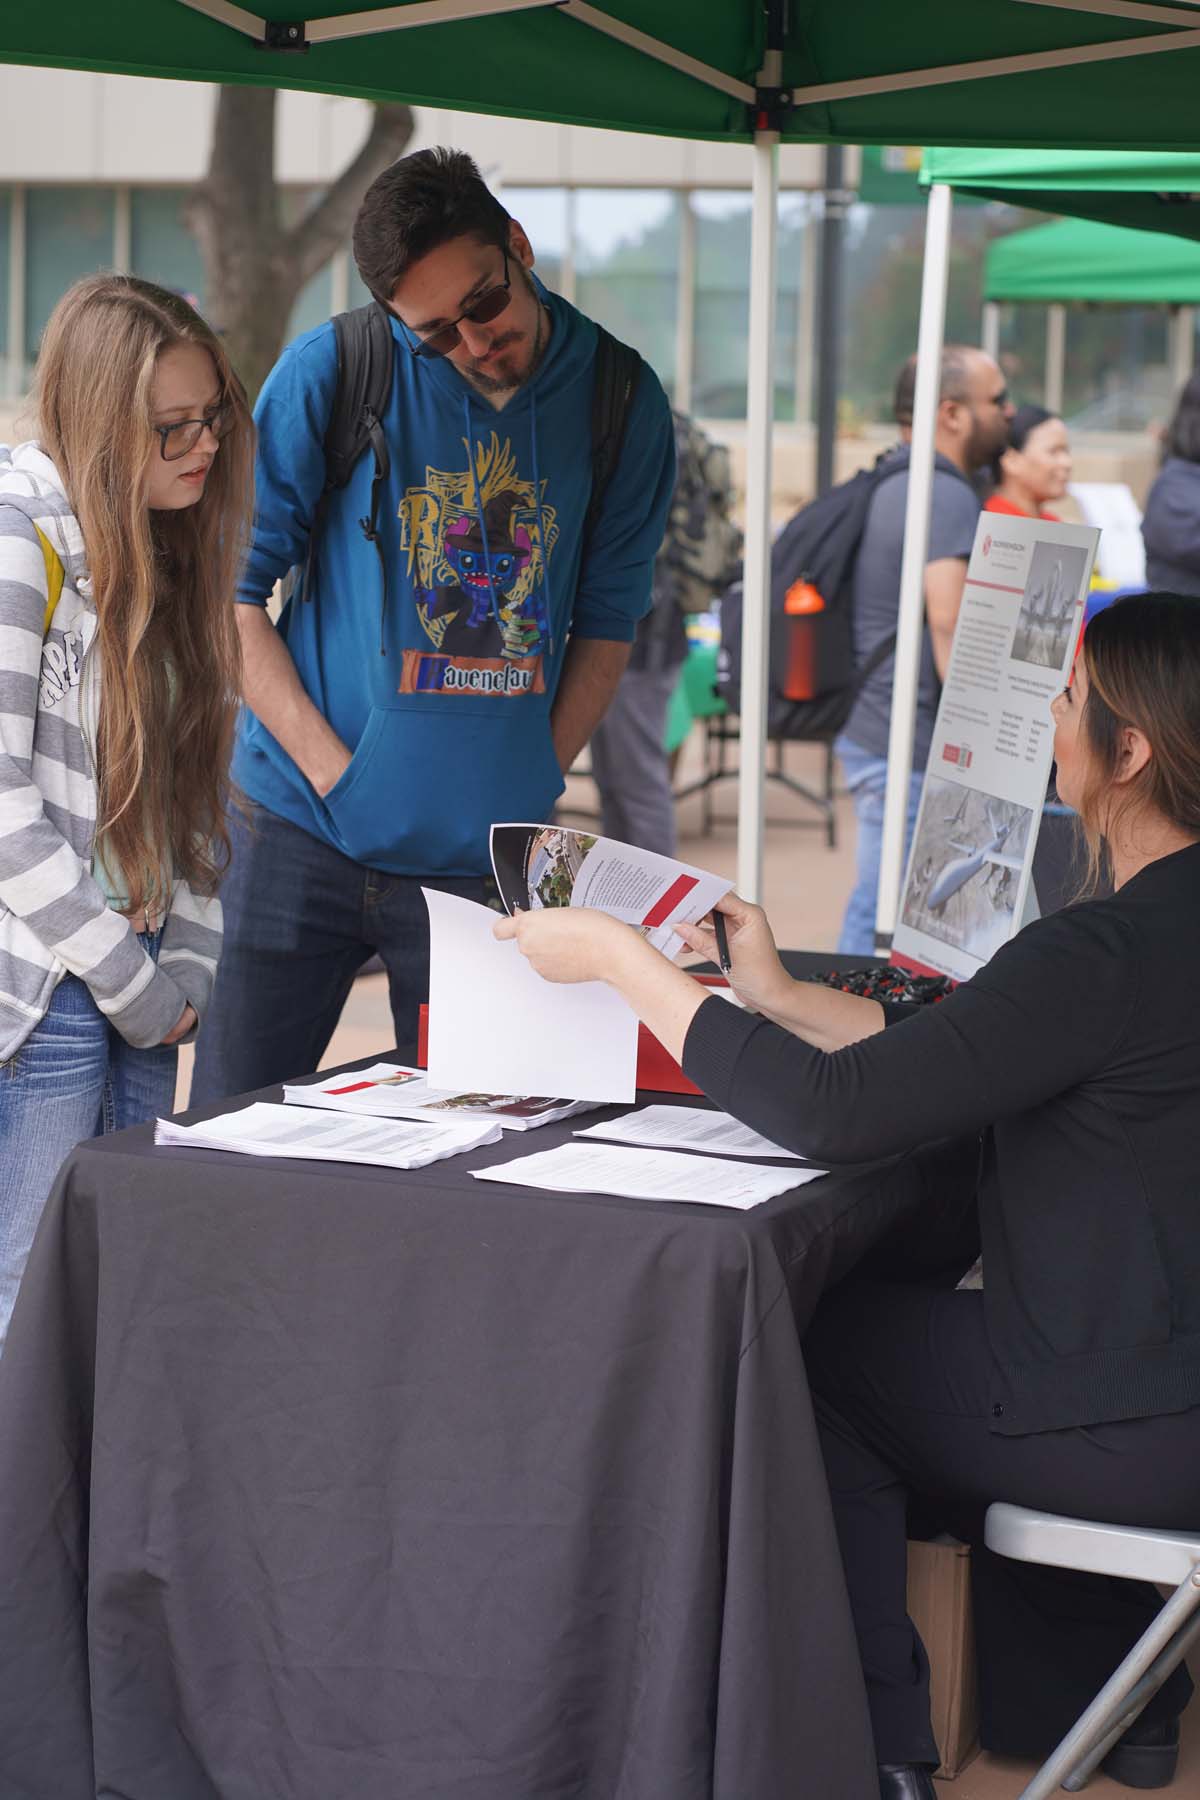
top-left (34, 525), bottom-right (65, 636)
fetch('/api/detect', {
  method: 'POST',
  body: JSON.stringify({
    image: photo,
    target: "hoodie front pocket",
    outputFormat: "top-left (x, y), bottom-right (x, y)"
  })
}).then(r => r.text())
top-left (321, 694), bottom-right (564, 872)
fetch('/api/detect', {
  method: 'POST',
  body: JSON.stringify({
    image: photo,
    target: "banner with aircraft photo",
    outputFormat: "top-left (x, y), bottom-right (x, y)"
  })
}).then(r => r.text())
top-left (891, 510), bottom-right (1100, 985)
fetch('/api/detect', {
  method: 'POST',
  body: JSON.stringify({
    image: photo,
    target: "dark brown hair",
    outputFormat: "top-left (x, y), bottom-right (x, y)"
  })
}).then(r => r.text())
top-left (353, 147), bottom-right (510, 304)
top-left (1074, 592), bottom-right (1200, 888)
top-left (992, 403), bottom-right (1058, 485)
top-left (892, 345), bottom-right (975, 428)
top-left (1164, 371), bottom-right (1200, 465)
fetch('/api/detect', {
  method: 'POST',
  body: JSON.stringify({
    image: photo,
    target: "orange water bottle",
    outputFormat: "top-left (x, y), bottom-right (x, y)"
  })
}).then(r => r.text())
top-left (781, 575), bottom-right (826, 701)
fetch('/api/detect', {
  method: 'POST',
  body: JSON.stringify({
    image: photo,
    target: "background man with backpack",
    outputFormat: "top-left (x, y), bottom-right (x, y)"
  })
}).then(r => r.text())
top-left (589, 411), bottom-right (740, 855)
top-left (191, 147), bottom-right (674, 1103)
top-left (836, 345), bottom-right (1013, 954)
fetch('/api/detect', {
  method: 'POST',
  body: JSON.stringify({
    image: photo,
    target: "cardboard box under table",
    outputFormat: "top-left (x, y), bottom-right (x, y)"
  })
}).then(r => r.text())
top-left (907, 1535), bottom-right (980, 1780)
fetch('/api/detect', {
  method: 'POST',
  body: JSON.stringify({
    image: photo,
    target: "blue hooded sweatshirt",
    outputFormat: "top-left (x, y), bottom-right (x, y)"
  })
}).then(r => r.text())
top-left (233, 278), bottom-right (675, 876)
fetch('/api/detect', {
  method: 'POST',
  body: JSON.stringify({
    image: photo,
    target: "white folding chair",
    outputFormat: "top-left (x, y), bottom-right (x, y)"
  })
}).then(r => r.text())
top-left (984, 1502), bottom-right (1200, 1798)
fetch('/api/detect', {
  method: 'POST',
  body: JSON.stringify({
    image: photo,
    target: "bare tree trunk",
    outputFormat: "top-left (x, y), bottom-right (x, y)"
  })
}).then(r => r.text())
top-left (186, 87), bottom-right (414, 401)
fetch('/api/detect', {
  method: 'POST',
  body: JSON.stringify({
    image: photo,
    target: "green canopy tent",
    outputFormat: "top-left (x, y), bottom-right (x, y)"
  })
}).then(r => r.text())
top-left (8, 6), bottom-right (1200, 906)
top-left (857, 143), bottom-right (1200, 955)
top-left (983, 215), bottom-right (1200, 411)
top-left (985, 215), bottom-right (1200, 305)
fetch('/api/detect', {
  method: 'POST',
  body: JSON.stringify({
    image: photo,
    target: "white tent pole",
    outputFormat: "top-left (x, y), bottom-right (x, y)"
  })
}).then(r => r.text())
top-left (1170, 305), bottom-right (1196, 391)
top-left (1045, 303), bottom-right (1067, 411)
top-left (982, 299), bottom-right (1000, 362)
top-left (874, 180), bottom-right (953, 950)
top-left (735, 114), bottom-right (780, 904)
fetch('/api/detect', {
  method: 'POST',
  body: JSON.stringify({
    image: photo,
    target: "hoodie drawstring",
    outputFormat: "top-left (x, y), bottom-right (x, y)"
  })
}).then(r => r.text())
top-left (529, 390), bottom-right (555, 659)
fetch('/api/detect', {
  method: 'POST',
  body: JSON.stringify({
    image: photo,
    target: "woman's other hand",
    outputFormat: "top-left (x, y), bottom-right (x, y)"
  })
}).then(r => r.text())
top-left (161, 1003), bottom-right (197, 1046)
top-left (493, 907), bottom-right (634, 986)
top-left (677, 894), bottom-right (792, 1017)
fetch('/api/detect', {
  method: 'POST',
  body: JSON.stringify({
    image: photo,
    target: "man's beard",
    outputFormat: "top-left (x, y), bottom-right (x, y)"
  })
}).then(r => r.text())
top-left (966, 414), bottom-right (1008, 472)
top-left (462, 268), bottom-right (550, 398)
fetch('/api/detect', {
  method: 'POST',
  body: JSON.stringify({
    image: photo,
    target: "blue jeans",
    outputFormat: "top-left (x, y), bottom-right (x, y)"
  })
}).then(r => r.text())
top-left (190, 802), bottom-right (491, 1106)
top-left (835, 735), bottom-right (925, 956)
top-left (0, 932), bottom-right (177, 1353)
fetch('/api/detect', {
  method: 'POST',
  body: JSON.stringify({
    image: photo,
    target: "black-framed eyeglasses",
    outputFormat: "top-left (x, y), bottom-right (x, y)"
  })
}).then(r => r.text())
top-left (400, 250), bottom-right (512, 360)
top-left (153, 403), bottom-right (233, 462)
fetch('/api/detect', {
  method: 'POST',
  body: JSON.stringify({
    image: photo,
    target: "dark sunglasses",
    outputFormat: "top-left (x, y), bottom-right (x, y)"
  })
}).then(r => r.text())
top-left (153, 403), bottom-right (233, 462)
top-left (401, 250), bottom-right (512, 360)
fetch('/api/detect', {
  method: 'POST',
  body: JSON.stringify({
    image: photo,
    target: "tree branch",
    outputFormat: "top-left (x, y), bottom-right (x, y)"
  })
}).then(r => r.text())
top-left (283, 101), bottom-right (415, 292)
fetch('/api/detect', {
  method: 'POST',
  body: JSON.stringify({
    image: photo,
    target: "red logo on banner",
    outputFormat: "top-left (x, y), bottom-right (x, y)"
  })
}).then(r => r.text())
top-left (982, 534), bottom-right (992, 557)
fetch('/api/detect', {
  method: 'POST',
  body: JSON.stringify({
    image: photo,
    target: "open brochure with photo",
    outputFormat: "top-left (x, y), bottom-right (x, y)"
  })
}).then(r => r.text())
top-left (155, 1102), bottom-right (502, 1169)
top-left (490, 824), bottom-right (733, 960)
top-left (891, 511), bottom-right (1099, 986)
top-left (283, 1062), bottom-right (600, 1131)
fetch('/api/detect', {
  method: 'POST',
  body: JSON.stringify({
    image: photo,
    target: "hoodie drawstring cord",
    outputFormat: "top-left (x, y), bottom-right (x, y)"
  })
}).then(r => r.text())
top-left (529, 390), bottom-right (555, 658)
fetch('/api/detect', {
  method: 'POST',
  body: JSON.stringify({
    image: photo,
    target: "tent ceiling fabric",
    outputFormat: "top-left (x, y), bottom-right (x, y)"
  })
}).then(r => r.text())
top-left (922, 145), bottom-right (1200, 241)
top-left (985, 214), bottom-right (1200, 303)
top-left (5, 0), bottom-right (1200, 146)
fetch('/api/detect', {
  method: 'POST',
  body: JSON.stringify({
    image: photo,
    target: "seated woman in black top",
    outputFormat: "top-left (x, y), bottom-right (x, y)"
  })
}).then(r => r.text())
top-left (496, 592), bottom-right (1200, 1798)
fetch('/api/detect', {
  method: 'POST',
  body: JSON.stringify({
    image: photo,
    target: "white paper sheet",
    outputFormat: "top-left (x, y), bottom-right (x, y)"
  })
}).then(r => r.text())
top-left (155, 1101), bottom-right (500, 1169)
top-left (575, 1104), bottom-right (805, 1160)
top-left (283, 1063), bottom-right (598, 1131)
top-left (423, 889), bottom-right (638, 1104)
top-left (473, 1141), bottom-right (825, 1209)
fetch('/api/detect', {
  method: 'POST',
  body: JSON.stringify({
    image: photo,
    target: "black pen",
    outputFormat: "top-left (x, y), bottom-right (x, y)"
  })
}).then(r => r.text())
top-left (712, 909), bottom-right (733, 977)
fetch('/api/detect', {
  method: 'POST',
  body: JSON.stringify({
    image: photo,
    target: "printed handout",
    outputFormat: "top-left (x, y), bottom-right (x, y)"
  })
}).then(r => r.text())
top-left (283, 1063), bottom-right (599, 1131)
top-left (893, 510), bottom-right (1099, 984)
top-left (423, 888), bottom-right (638, 1103)
top-left (473, 1141), bottom-right (826, 1210)
top-left (155, 1101), bottom-right (501, 1169)
top-left (575, 1104), bottom-right (805, 1160)
top-left (490, 824), bottom-right (732, 960)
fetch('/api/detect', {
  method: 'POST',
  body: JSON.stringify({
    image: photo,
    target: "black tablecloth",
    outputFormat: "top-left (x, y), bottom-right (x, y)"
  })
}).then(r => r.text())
top-left (0, 974), bottom-right (927, 1800)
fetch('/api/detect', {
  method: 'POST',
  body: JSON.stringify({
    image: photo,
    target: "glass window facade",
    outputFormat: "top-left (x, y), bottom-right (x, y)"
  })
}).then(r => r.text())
top-left (575, 189), bottom-right (679, 400)
top-left (131, 187), bottom-right (206, 310)
top-left (691, 191), bottom-right (809, 421)
top-left (2, 178), bottom-right (1193, 433)
top-left (26, 186), bottom-right (115, 358)
top-left (501, 186), bottom-right (567, 296)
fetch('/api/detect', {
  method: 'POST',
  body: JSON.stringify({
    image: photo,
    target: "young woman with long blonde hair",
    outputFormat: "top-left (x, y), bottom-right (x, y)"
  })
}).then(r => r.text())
top-left (0, 274), bottom-right (253, 1350)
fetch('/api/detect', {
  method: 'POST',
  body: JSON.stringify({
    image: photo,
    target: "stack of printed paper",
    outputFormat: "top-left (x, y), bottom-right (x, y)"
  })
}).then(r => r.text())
top-left (474, 1141), bottom-right (825, 1210)
top-left (575, 1104), bottom-right (803, 1159)
top-left (155, 1102), bottom-right (501, 1170)
top-left (283, 1063), bottom-right (598, 1131)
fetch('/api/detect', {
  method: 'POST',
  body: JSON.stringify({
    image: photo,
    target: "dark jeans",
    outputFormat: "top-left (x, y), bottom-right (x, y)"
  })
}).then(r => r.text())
top-left (805, 1278), bottom-right (1200, 1768)
top-left (191, 802), bottom-right (490, 1105)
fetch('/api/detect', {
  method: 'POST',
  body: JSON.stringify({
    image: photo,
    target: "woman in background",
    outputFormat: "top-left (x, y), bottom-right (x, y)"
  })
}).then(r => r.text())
top-left (987, 402), bottom-right (1072, 521)
top-left (1142, 371), bottom-right (1200, 596)
top-left (0, 275), bottom-right (253, 1352)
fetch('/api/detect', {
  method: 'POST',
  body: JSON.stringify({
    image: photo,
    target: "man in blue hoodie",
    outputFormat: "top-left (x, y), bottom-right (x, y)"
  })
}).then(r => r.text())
top-left (192, 149), bottom-right (675, 1102)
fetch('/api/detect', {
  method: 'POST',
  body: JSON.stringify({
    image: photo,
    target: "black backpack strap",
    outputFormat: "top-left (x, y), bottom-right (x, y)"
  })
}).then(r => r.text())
top-left (583, 324), bottom-right (641, 556)
top-left (304, 302), bottom-right (395, 653)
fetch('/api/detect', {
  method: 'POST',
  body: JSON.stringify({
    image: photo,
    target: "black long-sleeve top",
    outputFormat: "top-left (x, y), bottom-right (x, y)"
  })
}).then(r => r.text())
top-left (683, 841), bottom-right (1200, 1437)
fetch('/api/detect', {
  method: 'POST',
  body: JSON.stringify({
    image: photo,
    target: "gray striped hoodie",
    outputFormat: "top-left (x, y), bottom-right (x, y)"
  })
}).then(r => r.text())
top-left (0, 442), bottom-right (221, 1062)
